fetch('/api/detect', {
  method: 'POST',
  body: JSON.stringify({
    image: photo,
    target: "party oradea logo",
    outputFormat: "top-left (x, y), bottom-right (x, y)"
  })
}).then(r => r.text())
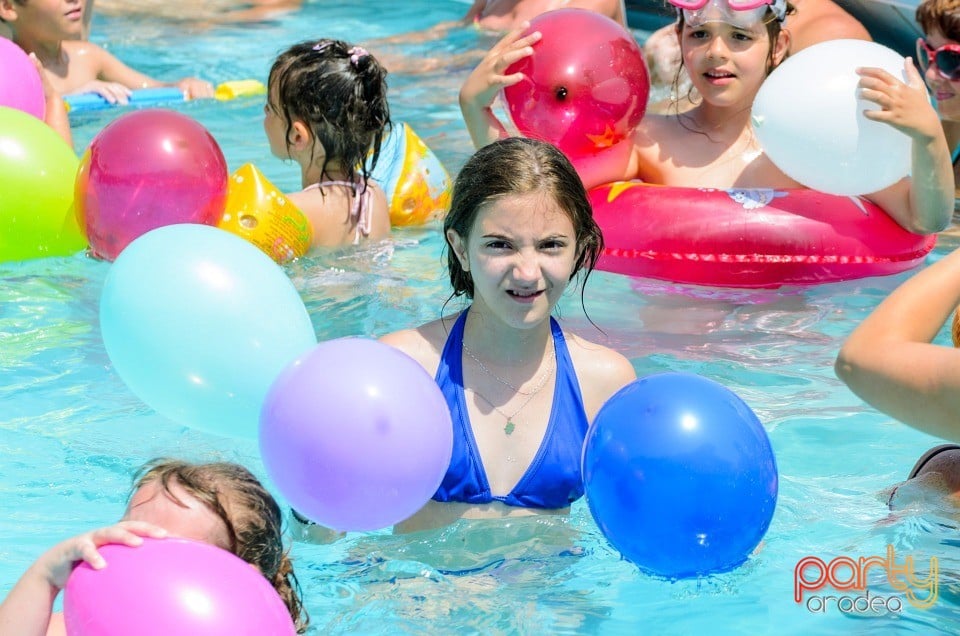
top-left (794, 545), bottom-right (938, 614)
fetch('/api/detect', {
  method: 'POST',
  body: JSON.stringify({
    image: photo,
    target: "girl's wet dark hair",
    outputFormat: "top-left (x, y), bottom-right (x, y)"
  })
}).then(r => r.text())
top-left (443, 137), bottom-right (603, 302)
top-left (268, 39), bottom-right (391, 194)
top-left (131, 459), bottom-right (309, 634)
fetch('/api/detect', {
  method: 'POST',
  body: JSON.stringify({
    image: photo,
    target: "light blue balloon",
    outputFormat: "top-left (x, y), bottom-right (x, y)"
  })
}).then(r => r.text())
top-left (100, 224), bottom-right (317, 438)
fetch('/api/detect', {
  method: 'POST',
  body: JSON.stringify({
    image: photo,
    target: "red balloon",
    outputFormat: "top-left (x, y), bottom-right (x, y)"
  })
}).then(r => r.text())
top-left (75, 109), bottom-right (228, 261)
top-left (501, 9), bottom-right (650, 160)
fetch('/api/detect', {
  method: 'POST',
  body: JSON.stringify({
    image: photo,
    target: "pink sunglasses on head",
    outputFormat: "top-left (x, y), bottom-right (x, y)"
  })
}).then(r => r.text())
top-left (668, 0), bottom-right (787, 24)
top-left (668, 0), bottom-right (776, 11)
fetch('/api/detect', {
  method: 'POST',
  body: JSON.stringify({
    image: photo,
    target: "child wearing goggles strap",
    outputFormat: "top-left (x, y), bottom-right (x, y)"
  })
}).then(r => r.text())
top-left (645, 0), bottom-right (869, 91)
top-left (916, 0), bottom-right (960, 208)
top-left (460, 0), bottom-right (953, 235)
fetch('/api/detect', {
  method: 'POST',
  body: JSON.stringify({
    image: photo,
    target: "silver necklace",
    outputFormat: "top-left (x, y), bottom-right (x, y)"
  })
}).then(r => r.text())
top-left (468, 357), bottom-right (555, 435)
top-left (461, 342), bottom-right (556, 396)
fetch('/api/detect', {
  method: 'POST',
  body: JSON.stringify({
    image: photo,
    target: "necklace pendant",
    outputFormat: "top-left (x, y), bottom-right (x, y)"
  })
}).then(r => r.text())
top-left (504, 420), bottom-right (515, 436)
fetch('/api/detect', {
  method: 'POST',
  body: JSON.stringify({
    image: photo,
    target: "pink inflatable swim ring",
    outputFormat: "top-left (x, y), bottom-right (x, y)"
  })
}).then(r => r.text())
top-left (590, 182), bottom-right (935, 288)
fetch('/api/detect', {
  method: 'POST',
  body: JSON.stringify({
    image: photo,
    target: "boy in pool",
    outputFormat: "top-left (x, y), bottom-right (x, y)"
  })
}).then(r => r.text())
top-left (0, 459), bottom-right (309, 635)
top-left (0, 0), bottom-right (214, 104)
top-left (461, 0), bottom-right (953, 235)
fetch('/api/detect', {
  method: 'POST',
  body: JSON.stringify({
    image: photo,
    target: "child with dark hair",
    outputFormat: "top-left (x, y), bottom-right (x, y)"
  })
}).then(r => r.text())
top-left (264, 39), bottom-right (393, 248)
top-left (0, 459), bottom-right (309, 635)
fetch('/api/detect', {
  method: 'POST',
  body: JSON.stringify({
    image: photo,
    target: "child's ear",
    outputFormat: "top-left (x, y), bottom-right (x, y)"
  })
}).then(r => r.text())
top-left (287, 120), bottom-right (313, 152)
top-left (772, 29), bottom-right (790, 67)
top-left (446, 229), bottom-right (469, 272)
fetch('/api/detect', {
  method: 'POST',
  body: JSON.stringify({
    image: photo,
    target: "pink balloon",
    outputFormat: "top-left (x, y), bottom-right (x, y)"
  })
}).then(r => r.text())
top-left (501, 9), bottom-right (649, 160)
top-left (63, 538), bottom-right (296, 636)
top-left (75, 109), bottom-right (228, 261)
top-left (0, 39), bottom-right (45, 120)
top-left (260, 338), bottom-right (454, 531)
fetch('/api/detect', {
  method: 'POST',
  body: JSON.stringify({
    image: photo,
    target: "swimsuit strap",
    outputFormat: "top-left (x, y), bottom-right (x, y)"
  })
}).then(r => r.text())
top-left (302, 178), bottom-right (374, 244)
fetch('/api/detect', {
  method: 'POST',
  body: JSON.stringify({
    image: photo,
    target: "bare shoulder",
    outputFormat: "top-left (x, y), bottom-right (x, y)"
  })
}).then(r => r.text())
top-left (62, 39), bottom-right (110, 59)
top-left (563, 330), bottom-right (636, 419)
top-left (789, 3), bottom-right (870, 51)
top-left (567, 0), bottom-right (625, 22)
top-left (379, 314), bottom-right (461, 376)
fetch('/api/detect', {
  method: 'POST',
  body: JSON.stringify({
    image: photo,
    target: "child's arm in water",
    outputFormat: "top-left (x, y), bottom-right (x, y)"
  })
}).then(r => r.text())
top-left (60, 40), bottom-right (214, 103)
top-left (459, 25), bottom-right (542, 149)
top-left (860, 57), bottom-right (954, 234)
top-left (0, 522), bottom-right (167, 636)
top-left (30, 53), bottom-right (72, 148)
top-left (836, 247), bottom-right (960, 441)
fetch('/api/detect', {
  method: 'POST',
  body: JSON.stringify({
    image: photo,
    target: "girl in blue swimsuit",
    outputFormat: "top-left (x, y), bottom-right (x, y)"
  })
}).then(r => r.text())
top-left (376, 137), bottom-right (636, 533)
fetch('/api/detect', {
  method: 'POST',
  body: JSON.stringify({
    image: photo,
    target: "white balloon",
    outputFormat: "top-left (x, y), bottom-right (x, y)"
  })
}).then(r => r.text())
top-left (752, 39), bottom-right (912, 196)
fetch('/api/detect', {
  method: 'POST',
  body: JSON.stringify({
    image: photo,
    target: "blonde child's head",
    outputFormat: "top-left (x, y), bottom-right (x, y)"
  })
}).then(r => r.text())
top-left (128, 459), bottom-right (309, 633)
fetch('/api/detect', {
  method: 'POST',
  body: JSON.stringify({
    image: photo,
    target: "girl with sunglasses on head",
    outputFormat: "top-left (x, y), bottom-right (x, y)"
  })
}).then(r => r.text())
top-left (461, 0), bottom-right (953, 235)
top-left (916, 0), bottom-right (960, 204)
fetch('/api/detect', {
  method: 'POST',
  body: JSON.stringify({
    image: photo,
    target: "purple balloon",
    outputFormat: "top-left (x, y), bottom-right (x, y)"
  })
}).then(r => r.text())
top-left (0, 39), bottom-right (45, 120)
top-left (260, 338), bottom-right (453, 531)
top-left (63, 538), bottom-right (296, 636)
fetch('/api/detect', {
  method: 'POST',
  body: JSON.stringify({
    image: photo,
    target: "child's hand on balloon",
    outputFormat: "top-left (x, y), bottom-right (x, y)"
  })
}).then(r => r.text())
top-left (857, 58), bottom-right (943, 143)
top-left (459, 23), bottom-right (541, 113)
top-left (35, 521), bottom-right (168, 590)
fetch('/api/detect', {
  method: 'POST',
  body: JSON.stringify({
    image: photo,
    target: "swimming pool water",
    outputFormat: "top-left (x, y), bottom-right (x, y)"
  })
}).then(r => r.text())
top-left (3, 1), bottom-right (960, 633)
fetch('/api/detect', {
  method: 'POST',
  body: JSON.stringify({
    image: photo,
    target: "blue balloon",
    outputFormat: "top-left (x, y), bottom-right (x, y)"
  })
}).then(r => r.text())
top-left (582, 372), bottom-right (778, 578)
top-left (100, 224), bottom-right (317, 438)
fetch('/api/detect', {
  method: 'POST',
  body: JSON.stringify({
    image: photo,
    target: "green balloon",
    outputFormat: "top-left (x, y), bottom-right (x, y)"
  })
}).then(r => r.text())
top-left (0, 107), bottom-right (86, 262)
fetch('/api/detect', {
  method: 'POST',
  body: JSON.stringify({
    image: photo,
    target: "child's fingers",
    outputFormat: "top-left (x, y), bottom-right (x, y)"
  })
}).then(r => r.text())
top-left (494, 45), bottom-right (536, 73)
top-left (858, 86), bottom-right (890, 107)
top-left (902, 57), bottom-right (927, 89)
top-left (112, 520), bottom-right (169, 540)
top-left (856, 66), bottom-right (899, 87)
top-left (75, 543), bottom-right (108, 570)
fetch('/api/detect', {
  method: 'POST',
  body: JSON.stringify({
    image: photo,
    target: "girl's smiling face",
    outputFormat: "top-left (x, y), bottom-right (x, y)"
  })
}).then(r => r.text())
top-left (680, 19), bottom-right (787, 107)
top-left (922, 29), bottom-right (960, 122)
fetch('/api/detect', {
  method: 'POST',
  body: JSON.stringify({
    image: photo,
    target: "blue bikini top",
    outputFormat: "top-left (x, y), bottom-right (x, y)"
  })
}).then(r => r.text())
top-left (431, 310), bottom-right (590, 509)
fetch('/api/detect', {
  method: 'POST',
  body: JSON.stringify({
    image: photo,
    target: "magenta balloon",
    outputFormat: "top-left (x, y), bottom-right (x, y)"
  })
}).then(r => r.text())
top-left (63, 538), bottom-right (296, 636)
top-left (501, 9), bottom-right (649, 160)
top-left (75, 109), bottom-right (228, 261)
top-left (0, 39), bottom-right (45, 120)
top-left (260, 338), bottom-right (454, 531)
